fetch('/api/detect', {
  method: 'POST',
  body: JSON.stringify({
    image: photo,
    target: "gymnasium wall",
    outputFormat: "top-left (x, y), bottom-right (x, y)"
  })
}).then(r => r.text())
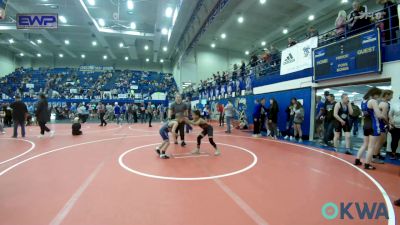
top-left (173, 45), bottom-right (246, 87)
top-left (0, 48), bottom-right (16, 77)
top-left (207, 87), bottom-right (313, 137)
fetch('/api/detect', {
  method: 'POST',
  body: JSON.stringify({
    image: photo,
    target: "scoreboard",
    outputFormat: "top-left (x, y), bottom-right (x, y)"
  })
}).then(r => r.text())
top-left (313, 28), bottom-right (381, 81)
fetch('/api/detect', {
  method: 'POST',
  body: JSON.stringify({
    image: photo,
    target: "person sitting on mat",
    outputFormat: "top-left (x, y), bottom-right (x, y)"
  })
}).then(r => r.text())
top-left (185, 110), bottom-right (221, 156)
top-left (155, 117), bottom-right (181, 159)
top-left (72, 117), bottom-right (82, 136)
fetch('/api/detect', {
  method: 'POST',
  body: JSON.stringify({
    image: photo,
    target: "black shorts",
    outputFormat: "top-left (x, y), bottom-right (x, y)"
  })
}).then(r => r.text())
top-left (334, 120), bottom-right (351, 132)
top-left (201, 125), bottom-right (214, 137)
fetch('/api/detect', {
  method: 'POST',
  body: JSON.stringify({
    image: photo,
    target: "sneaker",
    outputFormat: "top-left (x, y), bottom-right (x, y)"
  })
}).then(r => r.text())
top-left (345, 150), bottom-right (352, 155)
top-left (252, 134), bottom-right (260, 138)
top-left (181, 141), bottom-right (186, 147)
top-left (372, 158), bottom-right (384, 164)
top-left (191, 148), bottom-right (200, 155)
top-left (174, 141), bottom-right (178, 145)
top-left (1, 131), bottom-right (5, 134)
top-left (38, 134), bottom-right (44, 138)
top-left (364, 163), bottom-right (376, 170)
top-left (49, 131), bottom-right (55, 137)
top-left (214, 149), bottom-right (221, 156)
top-left (354, 159), bottom-right (362, 166)
top-left (160, 154), bottom-right (170, 159)
top-left (298, 138), bottom-right (303, 143)
top-left (289, 136), bottom-right (294, 141)
top-left (394, 199), bottom-right (400, 207)
top-left (284, 135), bottom-right (289, 140)
top-left (155, 148), bottom-right (161, 155)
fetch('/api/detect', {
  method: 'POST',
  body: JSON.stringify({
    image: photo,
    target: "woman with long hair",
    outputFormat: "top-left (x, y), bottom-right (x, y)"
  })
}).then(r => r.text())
top-left (355, 87), bottom-right (383, 170)
top-left (268, 98), bottom-right (279, 139)
top-left (373, 90), bottom-right (393, 163)
top-left (293, 101), bottom-right (305, 142)
top-left (335, 10), bottom-right (347, 37)
top-left (284, 97), bottom-right (297, 140)
top-left (36, 93), bottom-right (54, 138)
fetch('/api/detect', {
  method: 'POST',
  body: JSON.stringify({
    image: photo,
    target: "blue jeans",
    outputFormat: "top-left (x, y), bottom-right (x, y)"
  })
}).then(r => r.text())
top-left (226, 116), bottom-right (232, 132)
top-left (323, 120), bottom-right (335, 144)
top-left (13, 120), bottom-right (25, 137)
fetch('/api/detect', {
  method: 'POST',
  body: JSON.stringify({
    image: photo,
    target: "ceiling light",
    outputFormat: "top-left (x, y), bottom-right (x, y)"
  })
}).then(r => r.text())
top-left (351, 92), bottom-right (359, 95)
top-left (341, 0), bottom-right (348, 3)
top-left (245, 50), bottom-right (249, 55)
top-left (338, 90), bottom-right (344, 93)
top-left (261, 41), bottom-right (266, 46)
top-left (8, 39), bottom-right (14, 44)
top-left (366, 85), bottom-right (373, 87)
top-left (161, 28), bottom-right (168, 35)
top-left (92, 41), bottom-right (97, 46)
top-left (30, 40), bottom-right (36, 45)
top-left (221, 33), bottom-right (226, 39)
top-left (59, 15), bottom-right (67, 23)
top-left (119, 42), bottom-right (124, 48)
top-left (165, 7), bottom-right (173, 17)
top-left (64, 39), bottom-right (70, 45)
top-left (81, 54), bottom-right (85, 58)
top-left (144, 45), bottom-right (149, 50)
top-left (130, 22), bottom-right (136, 29)
top-left (37, 53), bottom-right (42, 57)
top-left (125, 56), bottom-right (129, 61)
top-left (127, 0), bottom-right (134, 10)
top-left (160, 59), bottom-right (164, 63)
top-left (146, 58), bottom-right (149, 62)
top-left (19, 53), bottom-right (24, 57)
top-left (87, 0), bottom-right (95, 6)
top-left (323, 88), bottom-right (331, 91)
top-left (260, 0), bottom-right (266, 4)
top-left (103, 55), bottom-right (107, 60)
top-left (59, 53), bottom-right (64, 58)
top-left (238, 16), bottom-right (244, 23)
top-left (283, 28), bottom-right (288, 34)
top-left (163, 46), bottom-right (168, 52)
top-left (211, 43), bottom-right (216, 48)
top-left (98, 18), bottom-right (105, 27)
top-left (348, 94), bottom-right (355, 98)
top-left (308, 15), bottom-right (315, 21)
top-left (37, 39), bottom-right (42, 44)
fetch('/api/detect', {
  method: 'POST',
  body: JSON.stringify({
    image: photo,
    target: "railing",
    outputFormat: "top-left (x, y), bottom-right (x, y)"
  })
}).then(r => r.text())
top-left (185, 3), bottom-right (399, 99)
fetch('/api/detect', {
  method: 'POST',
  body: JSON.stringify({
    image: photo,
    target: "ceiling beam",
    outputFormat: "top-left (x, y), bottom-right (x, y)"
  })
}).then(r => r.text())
top-left (122, 36), bottom-right (138, 60)
top-left (8, 32), bottom-right (53, 56)
top-left (41, 30), bottom-right (77, 58)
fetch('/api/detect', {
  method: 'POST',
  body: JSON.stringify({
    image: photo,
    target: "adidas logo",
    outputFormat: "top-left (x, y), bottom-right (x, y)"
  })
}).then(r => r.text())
top-left (283, 53), bottom-right (295, 65)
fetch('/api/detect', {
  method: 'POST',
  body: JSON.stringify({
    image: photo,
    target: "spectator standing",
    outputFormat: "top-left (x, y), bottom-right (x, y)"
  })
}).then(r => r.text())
top-left (217, 103), bottom-right (224, 127)
top-left (335, 10), bottom-right (347, 38)
top-left (306, 26), bottom-right (319, 38)
top-left (293, 101), bottom-right (305, 142)
top-left (36, 94), bottom-right (54, 138)
top-left (10, 96), bottom-right (27, 138)
top-left (252, 98), bottom-right (267, 137)
top-left (284, 98), bottom-right (297, 140)
top-left (323, 94), bottom-right (336, 146)
top-left (315, 96), bottom-right (325, 139)
top-left (114, 103), bottom-right (121, 124)
top-left (224, 100), bottom-right (235, 134)
top-left (288, 37), bottom-right (297, 47)
top-left (98, 102), bottom-right (107, 126)
top-left (377, 0), bottom-right (398, 44)
top-left (349, 102), bottom-right (361, 136)
top-left (268, 98), bottom-right (279, 139)
top-left (373, 90), bottom-right (393, 163)
top-left (147, 102), bottom-right (153, 127)
top-left (347, 0), bottom-right (372, 34)
top-left (389, 97), bottom-right (400, 160)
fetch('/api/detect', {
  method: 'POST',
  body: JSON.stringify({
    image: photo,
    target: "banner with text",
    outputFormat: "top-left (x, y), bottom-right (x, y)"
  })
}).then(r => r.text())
top-left (280, 37), bottom-right (318, 75)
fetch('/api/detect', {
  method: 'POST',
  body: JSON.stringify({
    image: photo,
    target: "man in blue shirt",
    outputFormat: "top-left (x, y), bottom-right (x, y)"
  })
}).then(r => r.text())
top-left (114, 103), bottom-right (121, 124)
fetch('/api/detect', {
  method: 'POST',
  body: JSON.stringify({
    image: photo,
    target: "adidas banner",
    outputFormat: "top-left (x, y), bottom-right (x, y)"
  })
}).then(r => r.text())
top-left (280, 37), bottom-right (318, 75)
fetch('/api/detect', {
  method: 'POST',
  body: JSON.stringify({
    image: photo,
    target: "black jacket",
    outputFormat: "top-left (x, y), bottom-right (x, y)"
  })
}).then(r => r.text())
top-left (10, 101), bottom-right (27, 122)
top-left (36, 99), bottom-right (50, 122)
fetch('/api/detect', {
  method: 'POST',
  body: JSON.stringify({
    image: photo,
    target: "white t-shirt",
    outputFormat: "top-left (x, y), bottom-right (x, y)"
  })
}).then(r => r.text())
top-left (390, 102), bottom-right (400, 128)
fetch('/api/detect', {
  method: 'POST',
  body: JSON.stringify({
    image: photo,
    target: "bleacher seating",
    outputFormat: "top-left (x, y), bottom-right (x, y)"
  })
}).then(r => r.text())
top-left (0, 68), bottom-right (178, 101)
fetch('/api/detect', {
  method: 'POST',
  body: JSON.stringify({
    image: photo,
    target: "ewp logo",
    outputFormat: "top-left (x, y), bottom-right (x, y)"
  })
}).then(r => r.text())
top-left (321, 202), bottom-right (388, 220)
top-left (17, 13), bottom-right (58, 29)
